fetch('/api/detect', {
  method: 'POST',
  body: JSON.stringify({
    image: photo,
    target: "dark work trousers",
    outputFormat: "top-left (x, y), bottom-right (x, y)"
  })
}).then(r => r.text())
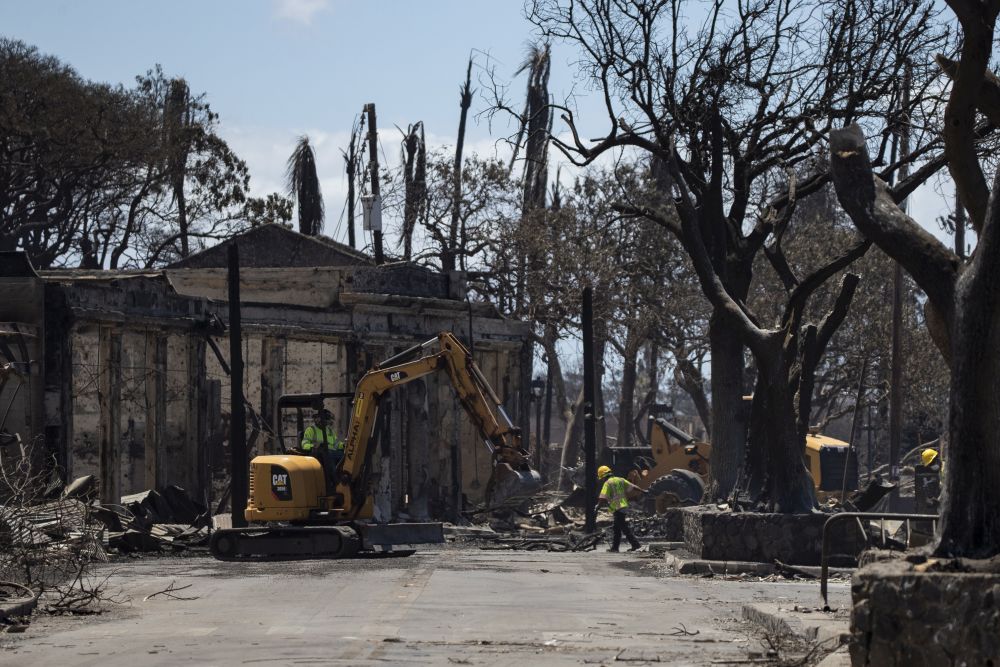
top-left (612, 509), bottom-right (641, 551)
top-left (313, 449), bottom-right (344, 495)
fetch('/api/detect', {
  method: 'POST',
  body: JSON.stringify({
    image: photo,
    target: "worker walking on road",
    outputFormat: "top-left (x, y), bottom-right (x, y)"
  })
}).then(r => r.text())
top-left (597, 465), bottom-right (642, 552)
top-left (302, 409), bottom-right (345, 484)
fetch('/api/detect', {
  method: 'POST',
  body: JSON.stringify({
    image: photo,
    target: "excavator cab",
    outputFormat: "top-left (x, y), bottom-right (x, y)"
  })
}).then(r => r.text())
top-left (272, 392), bottom-right (353, 454)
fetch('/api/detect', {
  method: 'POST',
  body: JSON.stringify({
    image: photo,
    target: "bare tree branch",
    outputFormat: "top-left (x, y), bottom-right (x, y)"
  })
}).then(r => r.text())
top-left (830, 124), bottom-right (960, 331)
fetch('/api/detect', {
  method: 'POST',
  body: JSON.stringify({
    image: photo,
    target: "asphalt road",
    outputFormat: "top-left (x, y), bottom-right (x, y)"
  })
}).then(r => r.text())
top-left (1, 546), bottom-right (850, 666)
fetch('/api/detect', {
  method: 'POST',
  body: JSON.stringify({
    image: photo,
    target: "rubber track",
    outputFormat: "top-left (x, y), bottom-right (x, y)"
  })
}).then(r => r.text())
top-left (209, 525), bottom-right (360, 561)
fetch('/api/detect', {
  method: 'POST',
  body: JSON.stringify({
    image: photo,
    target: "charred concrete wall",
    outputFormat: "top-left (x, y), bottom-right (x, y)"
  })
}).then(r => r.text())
top-left (1, 262), bottom-right (530, 520)
top-left (0, 259), bottom-right (44, 461)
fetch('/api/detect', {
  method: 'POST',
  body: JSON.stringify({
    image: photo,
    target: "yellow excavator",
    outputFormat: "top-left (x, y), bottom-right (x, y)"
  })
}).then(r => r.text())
top-left (209, 332), bottom-right (541, 560)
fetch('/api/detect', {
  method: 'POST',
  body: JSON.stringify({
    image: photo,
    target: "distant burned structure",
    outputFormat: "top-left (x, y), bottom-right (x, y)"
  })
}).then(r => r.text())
top-left (0, 224), bottom-right (531, 520)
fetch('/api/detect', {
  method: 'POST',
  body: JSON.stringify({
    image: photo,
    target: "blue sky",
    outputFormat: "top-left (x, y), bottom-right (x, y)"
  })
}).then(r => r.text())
top-left (1, 0), bottom-right (589, 242)
top-left (1, 0), bottom-right (541, 131)
top-left (1, 0), bottom-right (958, 250)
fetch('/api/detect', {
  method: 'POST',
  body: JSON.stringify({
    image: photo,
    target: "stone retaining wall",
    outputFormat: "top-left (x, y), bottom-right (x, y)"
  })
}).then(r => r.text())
top-left (850, 559), bottom-right (1000, 666)
top-left (657, 508), bottom-right (684, 541)
top-left (680, 506), bottom-right (861, 566)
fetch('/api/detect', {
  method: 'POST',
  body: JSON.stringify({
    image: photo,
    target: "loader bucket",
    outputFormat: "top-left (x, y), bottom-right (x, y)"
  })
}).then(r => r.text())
top-left (486, 462), bottom-right (542, 508)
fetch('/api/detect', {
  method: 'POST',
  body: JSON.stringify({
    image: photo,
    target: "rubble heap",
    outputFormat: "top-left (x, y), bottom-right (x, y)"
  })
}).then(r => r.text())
top-left (1, 474), bottom-right (211, 576)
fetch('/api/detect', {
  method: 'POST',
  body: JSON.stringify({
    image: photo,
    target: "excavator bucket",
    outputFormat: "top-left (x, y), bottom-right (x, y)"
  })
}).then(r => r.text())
top-left (485, 462), bottom-right (542, 509)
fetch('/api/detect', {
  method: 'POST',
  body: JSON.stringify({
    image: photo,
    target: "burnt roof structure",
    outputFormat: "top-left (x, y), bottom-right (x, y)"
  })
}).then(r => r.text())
top-left (167, 224), bottom-right (372, 269)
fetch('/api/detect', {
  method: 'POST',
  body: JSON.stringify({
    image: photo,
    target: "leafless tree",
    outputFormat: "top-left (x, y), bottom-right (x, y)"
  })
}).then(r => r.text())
top-left (0, 440), bottom-right (124, 614)
top-left (830, 0), bottom-right (1000, 556)
top-left (511, 0), bottom-right (950, 509)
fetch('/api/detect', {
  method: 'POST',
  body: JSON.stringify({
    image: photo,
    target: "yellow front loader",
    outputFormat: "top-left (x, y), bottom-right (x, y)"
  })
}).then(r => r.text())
top-left (613, 417), bottom-right (856, 511)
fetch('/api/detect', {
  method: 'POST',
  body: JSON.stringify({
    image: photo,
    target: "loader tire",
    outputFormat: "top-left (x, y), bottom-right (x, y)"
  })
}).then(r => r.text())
top-left (647, 469), bottom-right (705, 513)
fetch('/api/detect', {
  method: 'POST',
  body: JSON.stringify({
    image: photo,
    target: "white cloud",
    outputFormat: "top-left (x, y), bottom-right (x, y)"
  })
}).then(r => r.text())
top-left (273, 0), bottom-right (329, 25)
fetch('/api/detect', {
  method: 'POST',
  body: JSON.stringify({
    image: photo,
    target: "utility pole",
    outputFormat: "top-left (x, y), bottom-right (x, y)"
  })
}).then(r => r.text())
top-left (583, 286), bottom-right (597, 533)
top-left (888, 60), bottom-right (911, 502)
top-left (364, 103), bottom-right (384, 264)
top-left (227, 244), bottom-right (247, 528)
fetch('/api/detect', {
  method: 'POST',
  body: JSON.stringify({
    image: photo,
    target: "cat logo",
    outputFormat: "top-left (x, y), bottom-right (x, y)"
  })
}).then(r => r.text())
top-left (270, 465), bottom-right (293, 501)
top-left (387, 370), bottom-right (408, 382)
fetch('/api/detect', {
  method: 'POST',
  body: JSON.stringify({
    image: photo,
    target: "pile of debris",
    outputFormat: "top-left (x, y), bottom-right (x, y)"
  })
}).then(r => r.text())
top-left (109, 485), bottom-right (211, 553)
top-left (479, 531), bottom-right (602, 552)
top-left (2, 475), bottom-right (210, 565)
top-left (478, 490), bottom-right (607, 534)
top-left (453, 489), bottom-right (616, 552)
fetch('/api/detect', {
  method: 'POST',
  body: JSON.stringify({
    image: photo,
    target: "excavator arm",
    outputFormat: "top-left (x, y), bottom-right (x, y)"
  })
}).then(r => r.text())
top-left (334, 332), bottom-right (540, 518)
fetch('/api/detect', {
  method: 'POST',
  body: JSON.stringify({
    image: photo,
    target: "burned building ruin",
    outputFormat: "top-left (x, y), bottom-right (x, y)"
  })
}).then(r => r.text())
top-left (0, 224), bottom-right (531, 521)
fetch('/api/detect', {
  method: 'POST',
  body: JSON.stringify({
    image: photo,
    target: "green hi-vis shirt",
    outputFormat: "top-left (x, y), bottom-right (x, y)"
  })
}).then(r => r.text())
top-left (600, 476), bottom-right (630, 512)
top-left (301, 425), bottom-right (344, 452)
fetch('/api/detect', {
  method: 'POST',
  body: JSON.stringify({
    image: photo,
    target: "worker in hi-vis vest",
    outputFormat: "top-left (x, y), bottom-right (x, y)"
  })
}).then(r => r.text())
top-left (302, 408), bottom-right (345, 475)
top-left (597, 465), bottom-right (643, 552)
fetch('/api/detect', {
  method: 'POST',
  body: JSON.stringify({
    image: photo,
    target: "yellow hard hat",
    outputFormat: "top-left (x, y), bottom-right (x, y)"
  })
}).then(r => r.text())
top-left (598, 465), bottom-right (612, 479)
top-left (921, 449), bottom-right (938, 467)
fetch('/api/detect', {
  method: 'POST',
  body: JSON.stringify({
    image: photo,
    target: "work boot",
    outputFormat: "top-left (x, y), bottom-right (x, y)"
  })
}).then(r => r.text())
top-left (608, 547), bottom-right (620, 553)
top-left (627, 544), bottom-right (642, 552)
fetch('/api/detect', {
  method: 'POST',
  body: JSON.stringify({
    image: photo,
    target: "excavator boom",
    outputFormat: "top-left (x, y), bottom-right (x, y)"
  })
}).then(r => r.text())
top-left (335, 332), bottom-right (541, 516)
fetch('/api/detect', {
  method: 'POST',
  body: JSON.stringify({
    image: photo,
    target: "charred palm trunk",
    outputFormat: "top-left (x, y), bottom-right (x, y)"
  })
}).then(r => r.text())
top-left (514, 44), bottom-right (551, 317)
top-left (343, 127), bottom-right (360, 248)
top-left (164, 79), bottom-right (190, 256)
top-left (286, 137), bottom-right (324, 237)
top-left (401, 122), bottom-right (426, 262)
top-left (558, 327), bottom-right (607, 489)
top-left (446, 58), bottom-right (474, 273)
